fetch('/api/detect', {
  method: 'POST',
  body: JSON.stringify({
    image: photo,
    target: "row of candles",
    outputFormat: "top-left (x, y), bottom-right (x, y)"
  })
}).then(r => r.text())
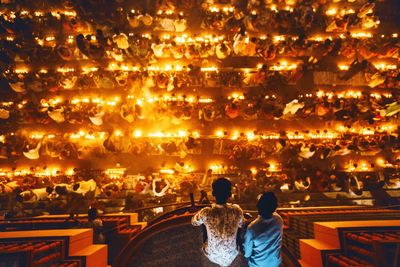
top-left (0, 2), bottom-right (373, 20)
top-left (3, 31), bottom-right (398, 46)
top-left (207, 3), bottom-right (372, 15)
top-left (0, 157), bottom-right (397, 179)
top-left (8, 59), bottom-right (399, 76)
top-left (0, 122), bottom-right (396, 144)
top-left (0, 90), bottom-right (394, 117)
top-left (1, 88), bottom-right (393, 109)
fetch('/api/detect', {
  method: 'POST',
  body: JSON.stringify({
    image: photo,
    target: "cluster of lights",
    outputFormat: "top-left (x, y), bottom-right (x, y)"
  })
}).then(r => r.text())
top-left (214, 129), bottom-right (351, 141)
top-left (147, 130), bottom-right (190, 138)
top-left (337, 124), bottom-right (396, 135)
top-left (69, 131), bottom-right (106, 140)
top-left (325, 7), bottom-right (355, 16)
top-left (105, 168), bottom-right (126, 179)
top-left (209, 162), bottom-right (281, 174)
top-left (12, 64), bottom-right (218, 74)
top-left (314, 90), bottom-right (393, 99)
top-left (338, 62), bottom-right (398, 71)
top-left (42, 95), bottom-right (212, 108)
top-left (0, 167), bottom-right (75, 178)
top-left (173, 34), bottom-right (224, 44)
top-left (344, 158), bottom-right (399, 172)
top-left (0, 9), bottom-right (76, 20)
top-left (269, 61), bottom-right (298, 71)
top-left (350, 32), bottom-right (373, 39)
top-left (208, 5), bottom-right (235, 13)
top-left (159, 169), bottom-right (175, 174)
top-left (255, 61), bottom-right (299, 71)
top-left (70, 96), bottom-right (120, 106)
top-left (156, 10), bottom-right (176, 15)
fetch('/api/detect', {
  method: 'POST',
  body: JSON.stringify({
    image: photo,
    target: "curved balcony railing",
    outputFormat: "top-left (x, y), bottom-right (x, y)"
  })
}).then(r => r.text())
top-left (113, 206), bottom-right (300, 267)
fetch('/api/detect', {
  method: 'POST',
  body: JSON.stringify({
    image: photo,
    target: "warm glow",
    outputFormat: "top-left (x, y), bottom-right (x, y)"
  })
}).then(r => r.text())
top-left (160, 169), bottom-right (175, 174)
top-left (114, 130), bottom-right (123, 137)
top-left (216, 130), bottom-right (224, 138)
top-left (133, 130), bottom-right (142, 138)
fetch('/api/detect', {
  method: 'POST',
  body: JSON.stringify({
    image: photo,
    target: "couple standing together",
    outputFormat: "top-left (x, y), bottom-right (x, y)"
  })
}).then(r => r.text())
top-left (192, 178), bottom-right (283, 267)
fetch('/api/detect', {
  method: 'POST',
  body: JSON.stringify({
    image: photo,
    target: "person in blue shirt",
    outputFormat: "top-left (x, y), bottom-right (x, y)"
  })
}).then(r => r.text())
top-left (243, 192), bottom-right (283, 267)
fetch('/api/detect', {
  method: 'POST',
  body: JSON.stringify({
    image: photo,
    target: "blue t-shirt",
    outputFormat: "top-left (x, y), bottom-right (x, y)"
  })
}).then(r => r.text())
top-left (243, 213), bottom-right (283, 267)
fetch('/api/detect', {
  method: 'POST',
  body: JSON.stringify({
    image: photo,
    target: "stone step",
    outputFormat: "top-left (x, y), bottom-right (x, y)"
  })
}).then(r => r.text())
top-left (299, 239), bottom-right (338, 267)
top-left (70, 244), bottom-right (108, 267)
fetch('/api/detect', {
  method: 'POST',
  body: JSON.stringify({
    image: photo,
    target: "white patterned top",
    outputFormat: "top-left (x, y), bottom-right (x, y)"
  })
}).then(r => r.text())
top-left (192, 203), bottom-right (244, 266)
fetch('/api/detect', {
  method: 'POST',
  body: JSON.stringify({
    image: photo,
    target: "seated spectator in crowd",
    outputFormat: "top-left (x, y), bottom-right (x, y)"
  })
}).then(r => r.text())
top-left (192, 177), bottom-right (244, 267)
top-left (18, 186), bottom-right (53, 202)
top-left (73, 178), bottom-right (97, 197)
top-left (85, 207), bottom-right (105, 244)
top-left (243, 192), bottom-right (283, 267)
top-left (294, 177), bottom-right (311, 191)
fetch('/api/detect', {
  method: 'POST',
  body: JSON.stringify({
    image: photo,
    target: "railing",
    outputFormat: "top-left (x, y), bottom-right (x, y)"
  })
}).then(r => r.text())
top-left (113, 213), bottom-right (194, 267)
top-left (113, 207), bottom-right (301, 267)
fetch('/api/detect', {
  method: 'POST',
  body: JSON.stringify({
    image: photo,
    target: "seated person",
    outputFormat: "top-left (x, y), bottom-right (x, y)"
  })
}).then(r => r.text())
top-left (73, 179), bottom-right (97, 196)
top-left (19, 186), bottom-right (53, 202)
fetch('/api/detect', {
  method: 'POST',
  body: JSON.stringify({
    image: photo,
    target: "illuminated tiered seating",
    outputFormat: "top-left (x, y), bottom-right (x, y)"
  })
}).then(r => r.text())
top-left (278, 207), bottom-right (400, 260)
top-left (0, 213), bottom-right (145, 265)
top-left (0, 229), bottom-right (107, 267)
top-left (294, 215), bottom-right (400, 266)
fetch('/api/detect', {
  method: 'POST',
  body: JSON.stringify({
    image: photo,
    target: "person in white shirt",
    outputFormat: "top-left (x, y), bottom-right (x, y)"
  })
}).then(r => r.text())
top-left (151, 40), bottom-right (165, 58)
top-left (73, 179), bottom-right (97, 196)
top-left (48, 107), bottom-right (65, 123)
top-left (50, 183), bottom-right (72, 199)
top-left (215, 43), bottom-right (231, 59)
top-left (19, 187), bottom-right (53, 202)
top-left (23, 143), bottom-right (41, 160)
top-left (112, 32), bottom-right (130, 50)
top-left (192, 178), bottom-right (244, 267)
top-left (152, 177), bottom-right (170, 197)
top-left (0, 180), bottom-right (19, 194)
top-left (174, 15), bottom-right (187, 32)
top-left (295, 177), bottom-right (311, 191)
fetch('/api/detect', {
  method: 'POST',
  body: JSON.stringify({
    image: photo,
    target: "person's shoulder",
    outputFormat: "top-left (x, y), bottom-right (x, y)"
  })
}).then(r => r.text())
top-left (248, 216), bottom-right (263, 228)
top-left (231, 203), bottom-right (244, 215)
top-left (273, 213), bottom-right (284, 224)
top-left (198, 206), bottom-right (211, 213)
top-left (231, 203), bottom-right (243, 211)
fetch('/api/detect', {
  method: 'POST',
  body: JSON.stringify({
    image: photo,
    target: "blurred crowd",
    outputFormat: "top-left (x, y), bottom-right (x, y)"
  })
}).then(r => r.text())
top-left (0, 0), bottom-right (399, 218)
top-left (0, 165), bottom-right (399, 218)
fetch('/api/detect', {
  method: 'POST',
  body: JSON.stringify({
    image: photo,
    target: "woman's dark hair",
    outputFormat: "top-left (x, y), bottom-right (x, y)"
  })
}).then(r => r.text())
top-left (212, 177), bottom-right (232, 204)
top-left (257, 192), bottom-right (278, 219)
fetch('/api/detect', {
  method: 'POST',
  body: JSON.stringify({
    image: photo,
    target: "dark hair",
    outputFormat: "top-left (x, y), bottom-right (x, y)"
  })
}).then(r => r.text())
top-left (212, 177), bottom-right (232, 204)
top-left (73, 183), bottom-right (80, 191)
top-left (257, 192), bottom-right (278, 219)
top-left (88, 207), bottom-right (98, 221)
top-left (46, 186), bottom-right (54, 194)
top-left (16, 194), bottom-right (23, 203)
top-left (55, 185), bottom-right (67, 195)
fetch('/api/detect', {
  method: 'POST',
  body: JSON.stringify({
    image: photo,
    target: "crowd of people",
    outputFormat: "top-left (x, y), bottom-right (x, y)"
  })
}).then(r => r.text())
top-left (0, 90), bottom-right (399, 126)
top-left (0, 162), bottom-right (399, 218)
top-left (0, 0), bottom-right (399, 220)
